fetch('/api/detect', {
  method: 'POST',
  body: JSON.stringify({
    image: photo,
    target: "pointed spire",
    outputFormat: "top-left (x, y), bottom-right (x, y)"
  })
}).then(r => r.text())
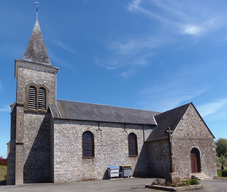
top-left (23, 20), bottom-right (51, 65)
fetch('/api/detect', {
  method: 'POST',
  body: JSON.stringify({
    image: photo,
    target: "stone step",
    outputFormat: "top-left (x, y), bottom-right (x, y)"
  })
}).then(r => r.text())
top-left (190, 173), bottom-right (212, 181)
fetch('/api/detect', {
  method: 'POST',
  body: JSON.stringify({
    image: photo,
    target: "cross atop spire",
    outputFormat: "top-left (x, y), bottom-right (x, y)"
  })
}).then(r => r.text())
top-left (35, 2), bottom-right (39, 20)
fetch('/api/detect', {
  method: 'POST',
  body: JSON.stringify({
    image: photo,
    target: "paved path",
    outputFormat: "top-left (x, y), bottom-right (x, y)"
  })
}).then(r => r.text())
top-left (0, 178), bottom-right (227, 192)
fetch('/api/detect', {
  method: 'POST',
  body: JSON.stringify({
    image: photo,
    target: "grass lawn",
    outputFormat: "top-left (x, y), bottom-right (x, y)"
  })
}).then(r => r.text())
top-left (217, 169), bottom-right (227, 179)
top-left (0, 165), bottom-right (7, 181)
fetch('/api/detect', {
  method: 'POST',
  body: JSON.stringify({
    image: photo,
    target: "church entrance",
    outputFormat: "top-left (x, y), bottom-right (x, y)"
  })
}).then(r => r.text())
top-left (191, 148), bottom-right (200, 173)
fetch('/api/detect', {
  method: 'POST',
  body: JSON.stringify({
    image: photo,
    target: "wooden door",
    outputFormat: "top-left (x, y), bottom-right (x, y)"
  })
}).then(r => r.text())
top-left (191, 153), bottom-right (198, 173)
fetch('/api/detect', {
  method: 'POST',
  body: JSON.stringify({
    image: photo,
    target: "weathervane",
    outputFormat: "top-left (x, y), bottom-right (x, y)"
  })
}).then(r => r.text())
top-left (35, 2), bottom-right (39, 20)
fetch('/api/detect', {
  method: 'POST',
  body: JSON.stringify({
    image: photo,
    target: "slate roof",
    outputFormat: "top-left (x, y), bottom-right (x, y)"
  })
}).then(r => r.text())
top-left (146, 103), bottom-right (190, 142)
top-left (49, 99), bottom-right (161, 125)
top-left (23, 20), bottom-right (51, 65)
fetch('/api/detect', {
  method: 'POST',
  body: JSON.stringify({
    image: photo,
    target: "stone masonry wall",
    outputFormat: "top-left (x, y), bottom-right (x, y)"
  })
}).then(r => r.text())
top-left (23, 112), bottom-right (50, 182)
top-left (172, 104), bottom-right (217, 179)
top-left (16, 66), bottom-right (56, 106)
top-left (146, 139), bottom-right (170, 178)
top-left (7, 105), bottom-right (16, 185)
top-left (52, 120), bottom-right (153, 183)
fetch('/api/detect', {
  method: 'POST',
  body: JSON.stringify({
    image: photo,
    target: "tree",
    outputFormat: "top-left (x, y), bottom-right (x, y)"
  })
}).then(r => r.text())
top-left (216, 154), bottom-right (227, 170)
top-left (215, 138), bottom-right (227, 157)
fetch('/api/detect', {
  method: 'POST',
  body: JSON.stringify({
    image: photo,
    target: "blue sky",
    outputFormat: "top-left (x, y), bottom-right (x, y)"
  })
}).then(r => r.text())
top-left (0, 0), bottom-right (227, 158)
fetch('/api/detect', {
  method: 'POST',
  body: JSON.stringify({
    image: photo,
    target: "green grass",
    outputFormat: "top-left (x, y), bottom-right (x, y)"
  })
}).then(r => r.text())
top-left (0, 165), bottom-right (7, 184)
top-left (0, 165), bottom-right (7, 180)
top-left (217, 169), bottom-right (227, 178)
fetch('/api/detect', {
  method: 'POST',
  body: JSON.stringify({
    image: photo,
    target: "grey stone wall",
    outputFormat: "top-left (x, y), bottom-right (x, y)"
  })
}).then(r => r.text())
top-left (146, 139), bottom-right (170, 178)
top-left (7, 105), bottom-right (16, 185)
top-left (23, 112), bottom-right (51, 183)
top-left (52, 120), bottom-right (152, 183)
top-left (50, 114), bottom-right (55, 183)
top-left (172, 104), bottom-right (217, 179)
top-left (16, 66), bottom-right (56, 106)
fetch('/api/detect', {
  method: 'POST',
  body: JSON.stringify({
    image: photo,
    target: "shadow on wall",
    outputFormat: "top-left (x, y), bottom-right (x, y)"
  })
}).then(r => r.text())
top-left (102, 169), bottom-right (108, 180)
top-left (133, 143), bottom-right (150, 178)
top-left (24, 113), bottom-right (51, 183)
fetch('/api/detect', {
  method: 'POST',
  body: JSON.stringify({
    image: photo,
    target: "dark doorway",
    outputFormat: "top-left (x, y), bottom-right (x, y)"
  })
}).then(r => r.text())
top-left (191, 148), bottom-right (200, 173)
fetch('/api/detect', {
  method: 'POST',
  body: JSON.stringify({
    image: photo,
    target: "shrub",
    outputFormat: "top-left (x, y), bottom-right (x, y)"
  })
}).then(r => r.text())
top-left (0, 156), bottom-right (7, 165)
top-left (4, 174), bottom-right (7, 181)
top-left (222, 170), bottom-right (227, 177)
top-left (176, 179), bottom-right (199, 187)
top-left (190, 178), bottom-right (200, 185)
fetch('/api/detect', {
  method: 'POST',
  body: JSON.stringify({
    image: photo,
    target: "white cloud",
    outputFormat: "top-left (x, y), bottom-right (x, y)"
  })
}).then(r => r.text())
top-left (128, 0), bottom-right (142, 12)
top-left (197, 99), bottom-right (227, 119)
top-left (135, 61), bottom-right (214, 112)
top-left (48, 49), bottom-right (73, 69)
top-left (95, 0), bottom-right (227, 77)
top-left (137, 80), bottom-right (210, 112)
top-left (127, 0), bottom-right (227, 37)
top-left (50, 38), bottom-right (76, 54)
top-left (182, 25), bottom-right (202, 35)
top-left (119, 69), bottom-right (134, 78)
top-left (111, 37), bottom-right (161, 55)
top-left (0, 106), bottom-right (10, 112)
top-left (93, 57), bottom-right (122, 70)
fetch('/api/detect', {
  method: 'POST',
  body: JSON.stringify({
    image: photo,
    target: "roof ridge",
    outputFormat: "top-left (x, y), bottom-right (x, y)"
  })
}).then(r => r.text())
top-left (57, 99), bottom-right (161, 113)
top-left (155, 103), bottom-right (191, 117)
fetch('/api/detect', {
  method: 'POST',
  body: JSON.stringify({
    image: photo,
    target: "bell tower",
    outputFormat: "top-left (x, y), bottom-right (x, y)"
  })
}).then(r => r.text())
top-left (7, 19), bottom-right (58, 184)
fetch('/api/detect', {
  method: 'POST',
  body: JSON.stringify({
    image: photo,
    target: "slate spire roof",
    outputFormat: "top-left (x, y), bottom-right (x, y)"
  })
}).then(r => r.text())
top-left (23, 20), bottom-right (51, 65)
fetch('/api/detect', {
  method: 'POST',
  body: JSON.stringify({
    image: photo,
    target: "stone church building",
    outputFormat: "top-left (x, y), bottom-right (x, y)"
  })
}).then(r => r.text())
top-left (7, 20), bottom-right (217, 185)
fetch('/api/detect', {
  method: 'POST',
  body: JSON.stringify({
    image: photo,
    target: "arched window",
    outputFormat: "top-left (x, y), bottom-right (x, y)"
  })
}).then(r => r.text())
top-left (38, 87), bottom-right (46, 110)
top-left (28, 86), bottom-right (37, 109)
top-left (82, 131), bottom-right (94, 158)
top-left (27, 85), bottom-right (47, 111)
top-left (128, 133), bottom-right (138, 156)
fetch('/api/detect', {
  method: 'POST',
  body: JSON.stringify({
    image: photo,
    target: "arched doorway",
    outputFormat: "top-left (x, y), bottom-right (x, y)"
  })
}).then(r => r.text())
top-left (191, 148), bottom-right (201, 173)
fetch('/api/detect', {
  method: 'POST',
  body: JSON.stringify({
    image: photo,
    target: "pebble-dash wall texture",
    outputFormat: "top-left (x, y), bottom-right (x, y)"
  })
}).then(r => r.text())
top-left (7, 62), bottom-right (57, 184)
top-left (23, 113), bottom-right (50, 183)
top-left (146, 139), bottom-right (170, 178)
top-left (171, 104), bottom-right (217, 179)
top-left (52, 120), bottom-right (152, 183)
top-left (7, 105), bottom-right (16, 185)
top-left (16, 64), bottom-right (57, 106)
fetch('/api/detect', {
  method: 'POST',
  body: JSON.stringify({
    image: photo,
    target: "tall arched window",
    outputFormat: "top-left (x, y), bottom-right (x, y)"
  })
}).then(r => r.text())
top-left (128, 133), bottom-right (138, 156)
top-left (82, 131), bottom-right (94, 158)
top-left (28, 86), bottom-right (37, 109)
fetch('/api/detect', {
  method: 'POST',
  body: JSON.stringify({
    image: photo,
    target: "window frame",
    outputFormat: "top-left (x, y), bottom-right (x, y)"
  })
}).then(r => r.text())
top-left (128, 133), bottom-right (138, 157)
top-left (26, 84), bottom-right (48, 112)
top-left (82, 131), bottom-right (95, 158)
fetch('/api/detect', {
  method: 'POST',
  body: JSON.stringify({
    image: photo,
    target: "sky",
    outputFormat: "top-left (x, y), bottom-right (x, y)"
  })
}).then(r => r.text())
top-left (0, 0), bottom-right (227, 158)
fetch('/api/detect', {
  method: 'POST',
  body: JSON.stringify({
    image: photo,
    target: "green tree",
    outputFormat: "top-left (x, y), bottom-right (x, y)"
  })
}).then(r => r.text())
top-left (216, 154), bottom-right (227, 170)
top-left (215, 138), bottom-right (227, 157)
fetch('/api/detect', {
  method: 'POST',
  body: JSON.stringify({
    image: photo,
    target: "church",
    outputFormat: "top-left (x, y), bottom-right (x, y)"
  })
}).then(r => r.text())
top-left (7, 19), bottom-right (217, 185)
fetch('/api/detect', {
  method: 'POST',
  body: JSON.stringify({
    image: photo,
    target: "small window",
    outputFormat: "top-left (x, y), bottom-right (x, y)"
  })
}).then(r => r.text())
top-left (28, 86), bottom-right (37, 109)
top-left (82, 131), bottom-right (94, 158)
top-left (38, 87), bottom-right (46, 110)
top-left (128, 133), bottom-right (138, 156)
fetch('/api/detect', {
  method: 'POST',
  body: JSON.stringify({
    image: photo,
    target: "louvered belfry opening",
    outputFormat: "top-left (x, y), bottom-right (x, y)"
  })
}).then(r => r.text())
top-left (38, 87), bottom-right (46, 110)
top-left (28, 86), bottom-right (37, 109)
